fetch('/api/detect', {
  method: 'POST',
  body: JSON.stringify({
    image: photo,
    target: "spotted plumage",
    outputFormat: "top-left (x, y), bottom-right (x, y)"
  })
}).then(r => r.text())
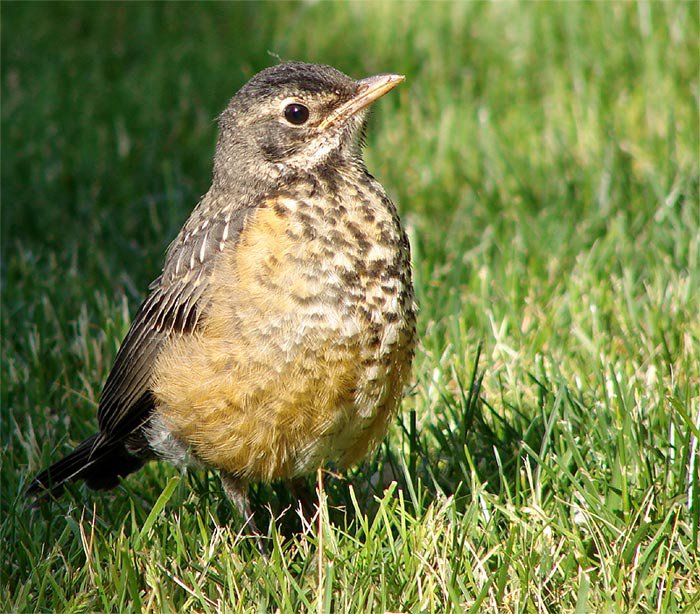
top-left (27, 62), bottom-right (416, 527)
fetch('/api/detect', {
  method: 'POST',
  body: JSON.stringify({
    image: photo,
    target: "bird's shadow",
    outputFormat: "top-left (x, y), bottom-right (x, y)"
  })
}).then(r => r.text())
top-left (22, 344), bottom-right (550, 554)
top-left (200, 343), bottom-right (552, 542)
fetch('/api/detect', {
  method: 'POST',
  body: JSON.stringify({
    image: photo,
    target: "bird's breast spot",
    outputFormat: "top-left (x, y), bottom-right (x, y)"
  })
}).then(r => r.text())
top-left (380, 324), bottom-right (400, 354)
top-left (366, 244), bottom-right (393, 262)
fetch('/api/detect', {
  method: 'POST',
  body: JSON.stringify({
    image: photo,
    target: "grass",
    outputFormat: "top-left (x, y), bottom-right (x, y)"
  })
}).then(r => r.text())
top-left (2, 1), bottom-right (699, 612)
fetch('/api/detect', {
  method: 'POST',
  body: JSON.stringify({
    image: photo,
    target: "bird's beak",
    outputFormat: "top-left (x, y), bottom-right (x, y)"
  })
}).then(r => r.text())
top-left (318, 73), bottom-right (405, 129)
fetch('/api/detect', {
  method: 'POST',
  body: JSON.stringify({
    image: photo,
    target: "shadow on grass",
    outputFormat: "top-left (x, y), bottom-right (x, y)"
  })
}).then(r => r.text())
top-left (192, 343), bottom-right (554, 538)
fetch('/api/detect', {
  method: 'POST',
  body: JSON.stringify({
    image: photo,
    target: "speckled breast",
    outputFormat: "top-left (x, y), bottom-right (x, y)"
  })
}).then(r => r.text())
top-left (152, 168), bottom-right (416, 481)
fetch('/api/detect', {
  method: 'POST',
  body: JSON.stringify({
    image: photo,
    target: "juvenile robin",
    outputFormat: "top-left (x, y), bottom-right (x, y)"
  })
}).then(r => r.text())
top-left (27, 62), bottom-right (416, 526)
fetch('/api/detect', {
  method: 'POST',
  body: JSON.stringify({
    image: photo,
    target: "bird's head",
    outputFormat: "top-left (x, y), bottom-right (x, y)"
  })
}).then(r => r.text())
top-left (213, 62), bottom-right (404, 191)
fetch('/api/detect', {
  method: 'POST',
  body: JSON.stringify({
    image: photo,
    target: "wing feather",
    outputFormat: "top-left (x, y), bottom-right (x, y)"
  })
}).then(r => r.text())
top-left (96, 195), bottom-right (257, 440)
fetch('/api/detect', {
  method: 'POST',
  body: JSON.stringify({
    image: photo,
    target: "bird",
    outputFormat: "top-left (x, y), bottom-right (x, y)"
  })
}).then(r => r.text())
top-left (27, 62), bottom-right (416, 528)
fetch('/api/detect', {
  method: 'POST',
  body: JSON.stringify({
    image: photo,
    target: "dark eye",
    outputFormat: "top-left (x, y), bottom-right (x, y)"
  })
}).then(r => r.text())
top-left (284, 103), bottom-right (310, 125)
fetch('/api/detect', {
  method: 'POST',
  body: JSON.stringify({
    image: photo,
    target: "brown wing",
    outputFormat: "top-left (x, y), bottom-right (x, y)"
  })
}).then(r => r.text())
top-left (97, 193), bottom-right (256, 439)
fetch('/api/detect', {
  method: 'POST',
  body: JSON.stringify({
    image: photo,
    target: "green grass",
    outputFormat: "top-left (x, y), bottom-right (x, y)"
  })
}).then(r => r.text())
top-left (2, 2), bottom-right (699, 612)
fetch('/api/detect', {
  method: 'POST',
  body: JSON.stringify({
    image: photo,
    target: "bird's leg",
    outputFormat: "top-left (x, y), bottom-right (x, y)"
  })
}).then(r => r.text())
top-left (220, 472), bottom-right (266, 551)
top-left (289, 476), bottom-right (319, 524)
top-left (220, 472), bottom-right (254, 525)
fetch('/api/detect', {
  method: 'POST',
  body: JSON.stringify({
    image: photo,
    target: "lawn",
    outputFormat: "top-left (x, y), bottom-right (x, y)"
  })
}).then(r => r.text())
top-left (2, 2), bottom-right (698, 612)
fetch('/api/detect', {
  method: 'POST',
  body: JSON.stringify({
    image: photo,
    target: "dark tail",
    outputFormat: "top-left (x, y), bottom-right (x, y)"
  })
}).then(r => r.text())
top-left (26, 433), bottom-right (146, 500)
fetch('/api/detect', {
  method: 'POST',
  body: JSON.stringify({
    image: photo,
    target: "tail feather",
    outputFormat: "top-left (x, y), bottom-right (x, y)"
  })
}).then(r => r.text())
top-left (26, 434), bottom-right (145, 499)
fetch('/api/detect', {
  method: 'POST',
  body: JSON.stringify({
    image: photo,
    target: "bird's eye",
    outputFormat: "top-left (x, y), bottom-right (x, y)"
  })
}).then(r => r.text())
top-left (284, 103), bottom-right (310, 125)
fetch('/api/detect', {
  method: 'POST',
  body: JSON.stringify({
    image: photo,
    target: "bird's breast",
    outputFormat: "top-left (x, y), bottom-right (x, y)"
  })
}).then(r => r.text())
top-left (151, 173), bottom-right (416, 480)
